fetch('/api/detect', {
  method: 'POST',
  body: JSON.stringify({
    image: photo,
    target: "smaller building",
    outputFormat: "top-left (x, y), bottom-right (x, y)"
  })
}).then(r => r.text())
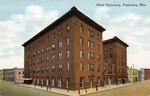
top-left (144, 68), bottom-right (150, 80)
top-left (127, 68), bottom-right (139, 83)
top-left (0, 69), bottom-right (4, 80)
top-left (4, 67), bottom-right (24, 83)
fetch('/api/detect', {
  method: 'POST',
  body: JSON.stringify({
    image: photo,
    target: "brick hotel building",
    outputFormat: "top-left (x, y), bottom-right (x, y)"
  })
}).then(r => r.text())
top-left (22, 7), bottom-right (106, 90)
top-left (103, 36), bottom-right (129, 84)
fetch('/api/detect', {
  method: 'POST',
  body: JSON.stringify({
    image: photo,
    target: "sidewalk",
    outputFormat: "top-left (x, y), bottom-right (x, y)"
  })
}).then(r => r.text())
top-left (19, 83), bottom-right (133, 96)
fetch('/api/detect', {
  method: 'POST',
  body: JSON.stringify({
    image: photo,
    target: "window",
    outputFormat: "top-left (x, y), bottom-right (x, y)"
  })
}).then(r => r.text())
top-left (41, 49), bottom-right (44, 54)
top-left (91, 42), bottom-right (94, 48)
top-left (97, 77), bottom-right (101, 86)
top-left (97, 55), bottom-right (100, 60)
top-left (66, 37), bottom-right (70, 45)
top-left (58, 78), bottom-right (62, 87)
top-left (67, 62), bottom-right (70, 71)
top-left (58, 52), bottom-right (62, 59)
top-left (80, 38), bottom-right (83, 45)
top-left (37, 68), bottom-right (40, 73)
top-left (41, 57), bottom-right (44, 63)
top-left (66, 78), bottom-right (70, 88)
top-left (58, 29), bottom-right (62, 36)
top-left (88, 30), bottom-right (90, 36)
top-left (46, 46), bottom-right (49, 51)
top-left (91, 32), bottom-right (94, 37)
top-left (58, 41), bottom-right (62, 48)
top-left (46, 77), bottom-right (49, 86)
top-left (97, 65), bottom-right (100, 72)
top-left (52, 33), bottom-right (55, 39)
top-left (34, 52), bottom-right (36, 56)
top-left (58, 64), bottom-right (62, 71)
top-left (34, 60), bottom-right (36, 64)
top-left (52, 65), bottom-right (55, 71)
top-left (88, 64), bottom-right (91, 71)
top-left (88, 52), bottom-right (91, 59)
top-left (88, 41), bottom-right (90, 47)
top-left (41, 67), bottom-right (44, 73)
top-left (80, 63), bottom-right (84, 71)
top-left (80, 25), bottom-right (83, 33)
top-left (46, 56), bottom-right (49, 62)
top-left (52, 54), bottom-right (55, 60)
top-left (33, 68), bottom-right (36, 73)
top-left (97, 34), bottom-right (100, 40)
top-left (52, 77), bottom-right (55, 86)
top-left (91, 53), bottom-right (94, 59)
top-left (110, 53), bottom-right (113, 58)
top-left (19, 72), bottom-right (21, 74)
top-left (97, 44), bottom-right (100, 50)
top-left (80, 77), bottom-right (84, 87)
top-left (66, 25), bottom-right (70, 31)
top-left (80, 50), bottom-right (84, 58)
top-left (91, 64), bottom-right (94, 71)
top-left (52, 44), bottom-right (55, 50)
top-left (37, 50), bottom-right (40, 54)
top-left (46, 66), bottom-right (49, 72)
top-left (66, 50), bottom-right (70, 58)
top-left (41, 77), bottom-right (44, 85)
top-left (37, 59), bottom-right (40, 63)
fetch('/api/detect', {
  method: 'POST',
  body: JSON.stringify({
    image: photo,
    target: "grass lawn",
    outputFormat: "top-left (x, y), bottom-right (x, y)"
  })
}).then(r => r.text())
top-left (0, 80), bottom-right (66, 96)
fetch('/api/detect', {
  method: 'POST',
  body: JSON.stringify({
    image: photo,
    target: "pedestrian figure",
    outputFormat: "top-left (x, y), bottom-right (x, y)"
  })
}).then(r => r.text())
top-left (96, 85), bottom-right (98, 91)
top-left (85, 88), bottom-right (87, 93)
top-left (47, 86), bottom-right (48, 91)
top-left (67, 88), bottom-right (69, 93)
top-left (78, 89), bottom-right (80, 94)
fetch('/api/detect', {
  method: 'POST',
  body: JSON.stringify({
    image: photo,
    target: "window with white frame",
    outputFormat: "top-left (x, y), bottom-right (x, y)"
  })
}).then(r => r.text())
top-left (46, 77), bottom-right (49, 86)
top-left (80, 63), bottom-right (84, 71)
top-left (58, 40), bottom-right (62, 48)
top-left (46, 56), bottom-right (49, 62)
top-left (66, 50), bottom-right (70, 58)
top-left (41, 57), bottom-right (44, 62)
top-left (80, 50), bottom-right (84, 58)
top-left (52, 65), bottom-right (55, 71)
top-left (80, 77), bottom-right (84, 87)
top-left (58, 52), bottom-right (62, 59)
top-left (52, 77), bottom-right (55, 86)
top-left (58, 64), bottom-right (62, 71)
top-left (52, 54), bottom-right (55, 60)
top-left (88, 41), bottom-right (90, 47)
top-left (41, 67), bottom-right (44, 73)
top-left (88, 30), bottom-right (90, 36)
top-left (58, 78), bottom-right (62, 87)
top-left (88, 52), bottom-right (91, 59)
top-left (46, 46), bottom-right (49, 51)
top-left (80, 37), bottom-right (83, 45)
top-left (66, 37), bottom-right (70, 45)
top-left (52, 44), bottom-right (55, 50)
top-left (91, 64), bottom-right (94, 71)
top-left (67, 62), bottom-right (70, 71)
top-left (80, 25), bottom-right (83, 33)
top-left (41, 49), bottom-right (44, 54)
top-left (66, 25), bottom-right (70, 31)
top-left (46, 66), bottom-right (49, 72)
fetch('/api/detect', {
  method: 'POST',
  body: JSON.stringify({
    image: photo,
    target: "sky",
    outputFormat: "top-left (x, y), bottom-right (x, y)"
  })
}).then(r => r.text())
top-left (0, 0), bottom-right (150, 70)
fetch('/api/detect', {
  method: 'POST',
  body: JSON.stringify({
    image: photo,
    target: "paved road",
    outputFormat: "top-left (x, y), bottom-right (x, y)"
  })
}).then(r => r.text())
top-left (81, 80), bottom-right (150, 96)
top-left (0, 80), bottom-right (67, 96)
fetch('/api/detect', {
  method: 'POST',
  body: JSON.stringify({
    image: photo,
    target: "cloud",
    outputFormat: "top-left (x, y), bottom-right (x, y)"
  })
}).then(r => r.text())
top-left (94, 8), bottom-right (150, 69)
top-left (0, 5), bottom-right (59, 69)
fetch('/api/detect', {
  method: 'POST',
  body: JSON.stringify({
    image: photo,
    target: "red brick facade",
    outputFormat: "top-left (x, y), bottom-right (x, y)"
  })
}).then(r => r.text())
top-left (22, 7), bottom-right (105, 90)
top-left (144, 69), bottom-right (150, 80)
top-left (103, 36), bottom-right (128, 84)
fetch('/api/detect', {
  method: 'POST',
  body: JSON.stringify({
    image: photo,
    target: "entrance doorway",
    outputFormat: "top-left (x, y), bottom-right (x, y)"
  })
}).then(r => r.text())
top-left (90, 80), bottom-right (93, 88)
